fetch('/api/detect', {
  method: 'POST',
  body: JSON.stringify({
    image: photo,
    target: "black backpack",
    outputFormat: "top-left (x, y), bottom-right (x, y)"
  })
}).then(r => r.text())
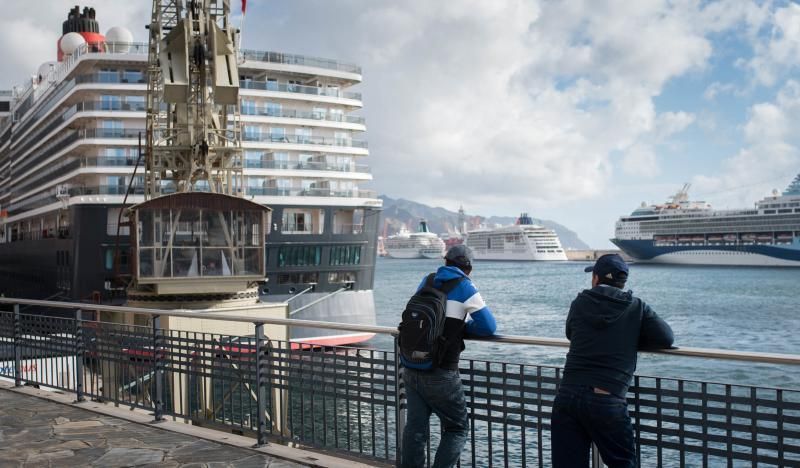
top-left (398, 273), bottom-right (464, 370)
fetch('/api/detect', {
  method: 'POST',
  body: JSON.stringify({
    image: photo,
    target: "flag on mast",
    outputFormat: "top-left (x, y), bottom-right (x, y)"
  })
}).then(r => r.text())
top-left (242, 0), bottom-right (247, 14)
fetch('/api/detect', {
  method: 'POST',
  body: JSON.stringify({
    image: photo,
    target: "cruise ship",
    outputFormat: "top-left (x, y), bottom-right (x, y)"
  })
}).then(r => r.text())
top-left (0, 6), bottom-right (381, 344)
top-left (612, 179), bottom-right (800, 266)
top-left (465, 213), bottom-right (567, 261)
top-left (384, 219), bottom-right (445, 259)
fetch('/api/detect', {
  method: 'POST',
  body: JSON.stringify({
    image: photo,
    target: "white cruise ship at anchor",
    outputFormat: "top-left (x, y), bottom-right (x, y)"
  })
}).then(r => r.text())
top-left (612, 179), bottom-right (800, 266)
top-left (384, 219), bottom-right (446, 259)
top-left (465, 213), bottom-right (567, 261)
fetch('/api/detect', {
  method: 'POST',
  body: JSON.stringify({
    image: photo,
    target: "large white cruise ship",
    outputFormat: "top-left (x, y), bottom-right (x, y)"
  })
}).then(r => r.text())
top-left (0, 5), bottom-right (382, 345)
top-left (465, 213), bottom-right (567, 261)
top-left (612, 178), bottom-right (800, 266)
top-left (384, 219), bottom-right (446, 259)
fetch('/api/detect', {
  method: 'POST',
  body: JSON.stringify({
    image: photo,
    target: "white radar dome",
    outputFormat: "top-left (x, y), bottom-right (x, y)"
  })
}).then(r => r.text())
top-left (60, 32), bottom-right (86, 56)
top-left (105, 27), bottom-right (133, 52)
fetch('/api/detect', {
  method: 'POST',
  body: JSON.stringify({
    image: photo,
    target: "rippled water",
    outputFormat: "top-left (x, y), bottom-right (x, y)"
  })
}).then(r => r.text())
top-left (372, 258), bottom-right (800, 389)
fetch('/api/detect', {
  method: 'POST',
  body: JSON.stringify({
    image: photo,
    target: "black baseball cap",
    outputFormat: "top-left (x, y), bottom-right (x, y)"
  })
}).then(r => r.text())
top-left (584, 253), bottom-right (629, 281)
top-left (444, 244), bottom-right (473, 269)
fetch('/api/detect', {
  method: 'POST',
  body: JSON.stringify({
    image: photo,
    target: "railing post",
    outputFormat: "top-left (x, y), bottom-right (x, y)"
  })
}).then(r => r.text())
top-left (254, 322), bottom-right (268, 447)
top-left (152, 315), bottom-right (164, 422)
top-left (394, 336), bottom-right (405, 467)
top-left (12, 303), bottom-right (21, 387)
top-left (74, 309), bottom-right (85, 402)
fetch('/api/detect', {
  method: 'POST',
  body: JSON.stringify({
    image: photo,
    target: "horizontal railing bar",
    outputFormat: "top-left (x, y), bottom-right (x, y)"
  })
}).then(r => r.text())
top-left (2, 298), bottom-right (800, 365)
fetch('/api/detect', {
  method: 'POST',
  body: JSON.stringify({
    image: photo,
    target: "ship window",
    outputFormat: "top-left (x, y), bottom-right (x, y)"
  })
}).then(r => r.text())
top-left (266, 102), bottom-right (282, 116)
top-left (277, 245), bottom-right (321, 267)
top-left (330, 245), bottom-right (362, 265)
top-left (328, 271), bottom-right (356, 284)
top-left (101, 95), bottom-right (121, 110)
top-left (277, 272), bottom-right (319, 285)
top-left (0, 101), bottom-right (10, 112)
top-left (122, 69), bottom-right (144, 83)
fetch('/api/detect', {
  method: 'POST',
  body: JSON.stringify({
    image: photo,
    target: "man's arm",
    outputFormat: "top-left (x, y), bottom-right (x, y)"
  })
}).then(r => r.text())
top-left (460, 283), bottom-right (497, 336)
top-left (639, 302), bottom-right (674, 349)
top-left (565, 300), bottom-right (576, 340)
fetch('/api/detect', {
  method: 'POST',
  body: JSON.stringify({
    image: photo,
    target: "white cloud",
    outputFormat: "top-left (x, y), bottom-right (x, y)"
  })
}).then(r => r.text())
top-left (747, 3), bottom-right (800, 87)
top-left (693, 80), bottom-right (800, 205)
top-left (0, 1), bottom-right (148, 90)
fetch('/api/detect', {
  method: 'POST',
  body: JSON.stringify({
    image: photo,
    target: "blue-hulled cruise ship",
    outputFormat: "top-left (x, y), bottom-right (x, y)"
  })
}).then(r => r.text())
top-left (612, 175), bottom-right (800, 266)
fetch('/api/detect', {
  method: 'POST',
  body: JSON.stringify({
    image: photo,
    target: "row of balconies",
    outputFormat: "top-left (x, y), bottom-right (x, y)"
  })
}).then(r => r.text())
top-left (240, 49), bottom-right (361, 74)
top-left (240, 80), bottom-right (361, 101)
top-left (242, 132), bottom-right (368, 148)
top-left (240, 106), bottom-right (365, 125)
top-left (246, 187), bottom-right (377, 198)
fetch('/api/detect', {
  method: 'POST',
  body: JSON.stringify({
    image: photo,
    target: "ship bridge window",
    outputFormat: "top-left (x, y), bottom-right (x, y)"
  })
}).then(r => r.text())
top-left (282, 208), bottom-right (324, 234)
top-left (278, 272), bottom-right (319, 285)
top-left (333, 208), bottom-right (364, 234)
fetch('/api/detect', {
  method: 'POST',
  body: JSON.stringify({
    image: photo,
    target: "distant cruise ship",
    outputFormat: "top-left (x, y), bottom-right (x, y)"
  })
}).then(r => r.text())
top-left (384, 219), bottom-right (445, 259)
top-left (612, 177), bottom-right (800, 266)
top-left (465, 213), bottom-right (567, 261)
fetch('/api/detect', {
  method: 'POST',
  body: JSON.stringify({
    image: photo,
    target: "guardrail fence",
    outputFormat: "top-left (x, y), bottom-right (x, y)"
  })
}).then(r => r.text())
top-left (1, 299), bottom-right (798, 467)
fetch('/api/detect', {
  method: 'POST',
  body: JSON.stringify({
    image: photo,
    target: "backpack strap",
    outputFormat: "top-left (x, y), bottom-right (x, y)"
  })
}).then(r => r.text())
top-left (423, 272), bottom-right (437, 289)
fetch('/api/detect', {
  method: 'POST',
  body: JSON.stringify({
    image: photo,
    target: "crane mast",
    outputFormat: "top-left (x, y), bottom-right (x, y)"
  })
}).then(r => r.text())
top-left (145, 0), bottom-right (242, 197)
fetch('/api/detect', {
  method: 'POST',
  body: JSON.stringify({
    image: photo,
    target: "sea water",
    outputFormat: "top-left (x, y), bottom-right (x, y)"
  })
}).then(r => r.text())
top-left (372, 258), bottom-right (800, 388)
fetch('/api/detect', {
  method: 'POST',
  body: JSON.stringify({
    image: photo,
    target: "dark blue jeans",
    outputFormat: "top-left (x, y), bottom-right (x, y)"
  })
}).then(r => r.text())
top-left (551, 384), bottom-right (637, 468)
top-left (401, 368), bottom-right (469, 468)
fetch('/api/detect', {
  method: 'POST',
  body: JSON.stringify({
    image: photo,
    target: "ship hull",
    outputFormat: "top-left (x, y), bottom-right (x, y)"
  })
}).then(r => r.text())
top-left (612, 238), bottom-right (800, 266)
top-left (385, 248), bottom-right (423, 259)
top-left (472, 250), bottom-right (568, 261)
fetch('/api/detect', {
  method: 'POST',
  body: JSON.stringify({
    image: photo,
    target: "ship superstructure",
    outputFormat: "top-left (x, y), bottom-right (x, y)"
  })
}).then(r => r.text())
top-left (465, 213), bottom-right (567, 261)
top-left (612, 179), bottom-right (800, 266)
top-left (384, 219), bottom-right (445, 259)
top-left (0, 4), bottom-right (381, 344)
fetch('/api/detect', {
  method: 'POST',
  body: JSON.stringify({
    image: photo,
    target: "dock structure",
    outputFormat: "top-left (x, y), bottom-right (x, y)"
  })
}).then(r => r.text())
top-left (1, 297), bottom-right (799, 467)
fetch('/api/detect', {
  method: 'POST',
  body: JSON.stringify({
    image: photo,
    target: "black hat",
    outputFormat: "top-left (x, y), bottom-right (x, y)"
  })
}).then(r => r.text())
top-left (584, 253), bottom-right (629, 282)
top-left (445, 244), bottom-right (473, 269)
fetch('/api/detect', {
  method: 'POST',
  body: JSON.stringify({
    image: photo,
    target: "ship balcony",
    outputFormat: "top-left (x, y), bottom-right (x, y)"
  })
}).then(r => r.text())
top-left (242, 133), bottom-right (368, 155)
top-left (246, 187), bottom-right (377, 199)
top-left (240, 109), bottom-right (365, 132)
top-left (240, 49), bottom-right (362, 83)
top-left (240, 81), bottom-right (362, 108)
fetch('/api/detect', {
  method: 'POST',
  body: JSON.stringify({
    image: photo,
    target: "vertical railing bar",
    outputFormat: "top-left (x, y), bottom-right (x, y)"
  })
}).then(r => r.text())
top-left (334, 348), bottom-right (340, 450)
top-left (254, 323), bottom-right (268, 447)
top-left (383, 350), bottom-right (390, 458)
top-left (13, 303), bottom-right (21, 387)
top-left (239, 338), bottom-right (245, 430)
top-left (726, 384), bottom-right (733, 468)
top-left (311, 347), bottom-right (318, 446)
top-left (635, 376), bottom-right (642, 468)
top-left (357, 350), bottom-right (363, 455)
top-left (750, 386), bottom-right (757, 468)
top-left (393, 337), bottom-right (405, 467)
top-left (487, 360), bottom-right (493, 468)
top-left (519, 365), bottom-right (526, 468)
top-left (470, 360), bottom-right (477, 468)
top-left (322, 348), bottom-right (329, 449)
top-left (370, 348), bottom-right (376, 458)
top-left (346, 348), bottom-right (352, 452)
top-left (679, 380), bottom-right (685, 467)
top-left (702, 382), bottom-right (708, 468)
top-left (300, 345), bottom-right (306, 443)
top-left (152, 315), bottom-right (164, 422)
top-left (537, 365), bottom-right (543, 468)
top-left (656, 378), bottom-right (662, 466)
top-left (502, 362), bottom-right (509, 468)
top-left (776, 389), bottom-right (784, 466)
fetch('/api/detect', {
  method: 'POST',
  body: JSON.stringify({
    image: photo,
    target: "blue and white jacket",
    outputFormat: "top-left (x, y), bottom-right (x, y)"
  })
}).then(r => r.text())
top-left (417, 265), bottom-right (497, 368)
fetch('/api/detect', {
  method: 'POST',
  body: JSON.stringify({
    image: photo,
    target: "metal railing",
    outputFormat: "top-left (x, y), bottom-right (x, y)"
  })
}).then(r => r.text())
top-left (239, 50), bottom-right (362, 74)
top-left (240, 106), bottom-right (365, 125)
top-left (246, 187), bottom-right (378, 199)
top-left (243, 132), bottom-right (368, 148)
top-left (240, 80), bottom-right (362, 101)
top-left (0, 297), bottom-right (798, 467)
top-left (244, 159), bottom-right (370, 173)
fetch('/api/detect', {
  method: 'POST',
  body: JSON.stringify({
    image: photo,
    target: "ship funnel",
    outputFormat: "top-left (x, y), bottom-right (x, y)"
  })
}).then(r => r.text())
top-left (57, 5), bottom-right (105, 61)
top-left (517, 213), bottom-right (534, 225)
top-left (418, 219), bottom-right (431, 233)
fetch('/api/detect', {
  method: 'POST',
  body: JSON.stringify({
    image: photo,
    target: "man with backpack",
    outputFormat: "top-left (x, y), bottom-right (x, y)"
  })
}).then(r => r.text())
top-left (399, 244), bottom-right (497, 468)
top-left (551, 254), bottom-right (674, 468)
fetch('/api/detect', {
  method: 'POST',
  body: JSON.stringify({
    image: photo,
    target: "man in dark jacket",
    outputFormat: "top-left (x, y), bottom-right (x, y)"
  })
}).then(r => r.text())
top-left (401, 244), bottom-right (497, 468)
top-left (551, 254), bottom-right (674, 468)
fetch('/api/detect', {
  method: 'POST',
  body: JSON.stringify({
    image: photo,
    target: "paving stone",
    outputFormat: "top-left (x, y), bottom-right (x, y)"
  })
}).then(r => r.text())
top-left (54, 416), bottom-right (70, 424)
top-left (91, 448), bottom-right (165, 466)
top-left (54, 420), bottom-right (104, 429)
top-left (26, 449), bottom-right (75, 464)
top-left (42, 440), bottom-right (91, 452)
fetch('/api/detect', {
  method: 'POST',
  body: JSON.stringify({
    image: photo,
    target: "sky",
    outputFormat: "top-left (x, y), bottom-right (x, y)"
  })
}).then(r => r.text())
top-left (3, 0), bottom-right (800, 247)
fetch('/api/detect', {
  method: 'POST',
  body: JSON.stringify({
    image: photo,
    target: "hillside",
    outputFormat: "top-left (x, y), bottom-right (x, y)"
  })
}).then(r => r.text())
top-left (378, 196), bottom-right (590, 250)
